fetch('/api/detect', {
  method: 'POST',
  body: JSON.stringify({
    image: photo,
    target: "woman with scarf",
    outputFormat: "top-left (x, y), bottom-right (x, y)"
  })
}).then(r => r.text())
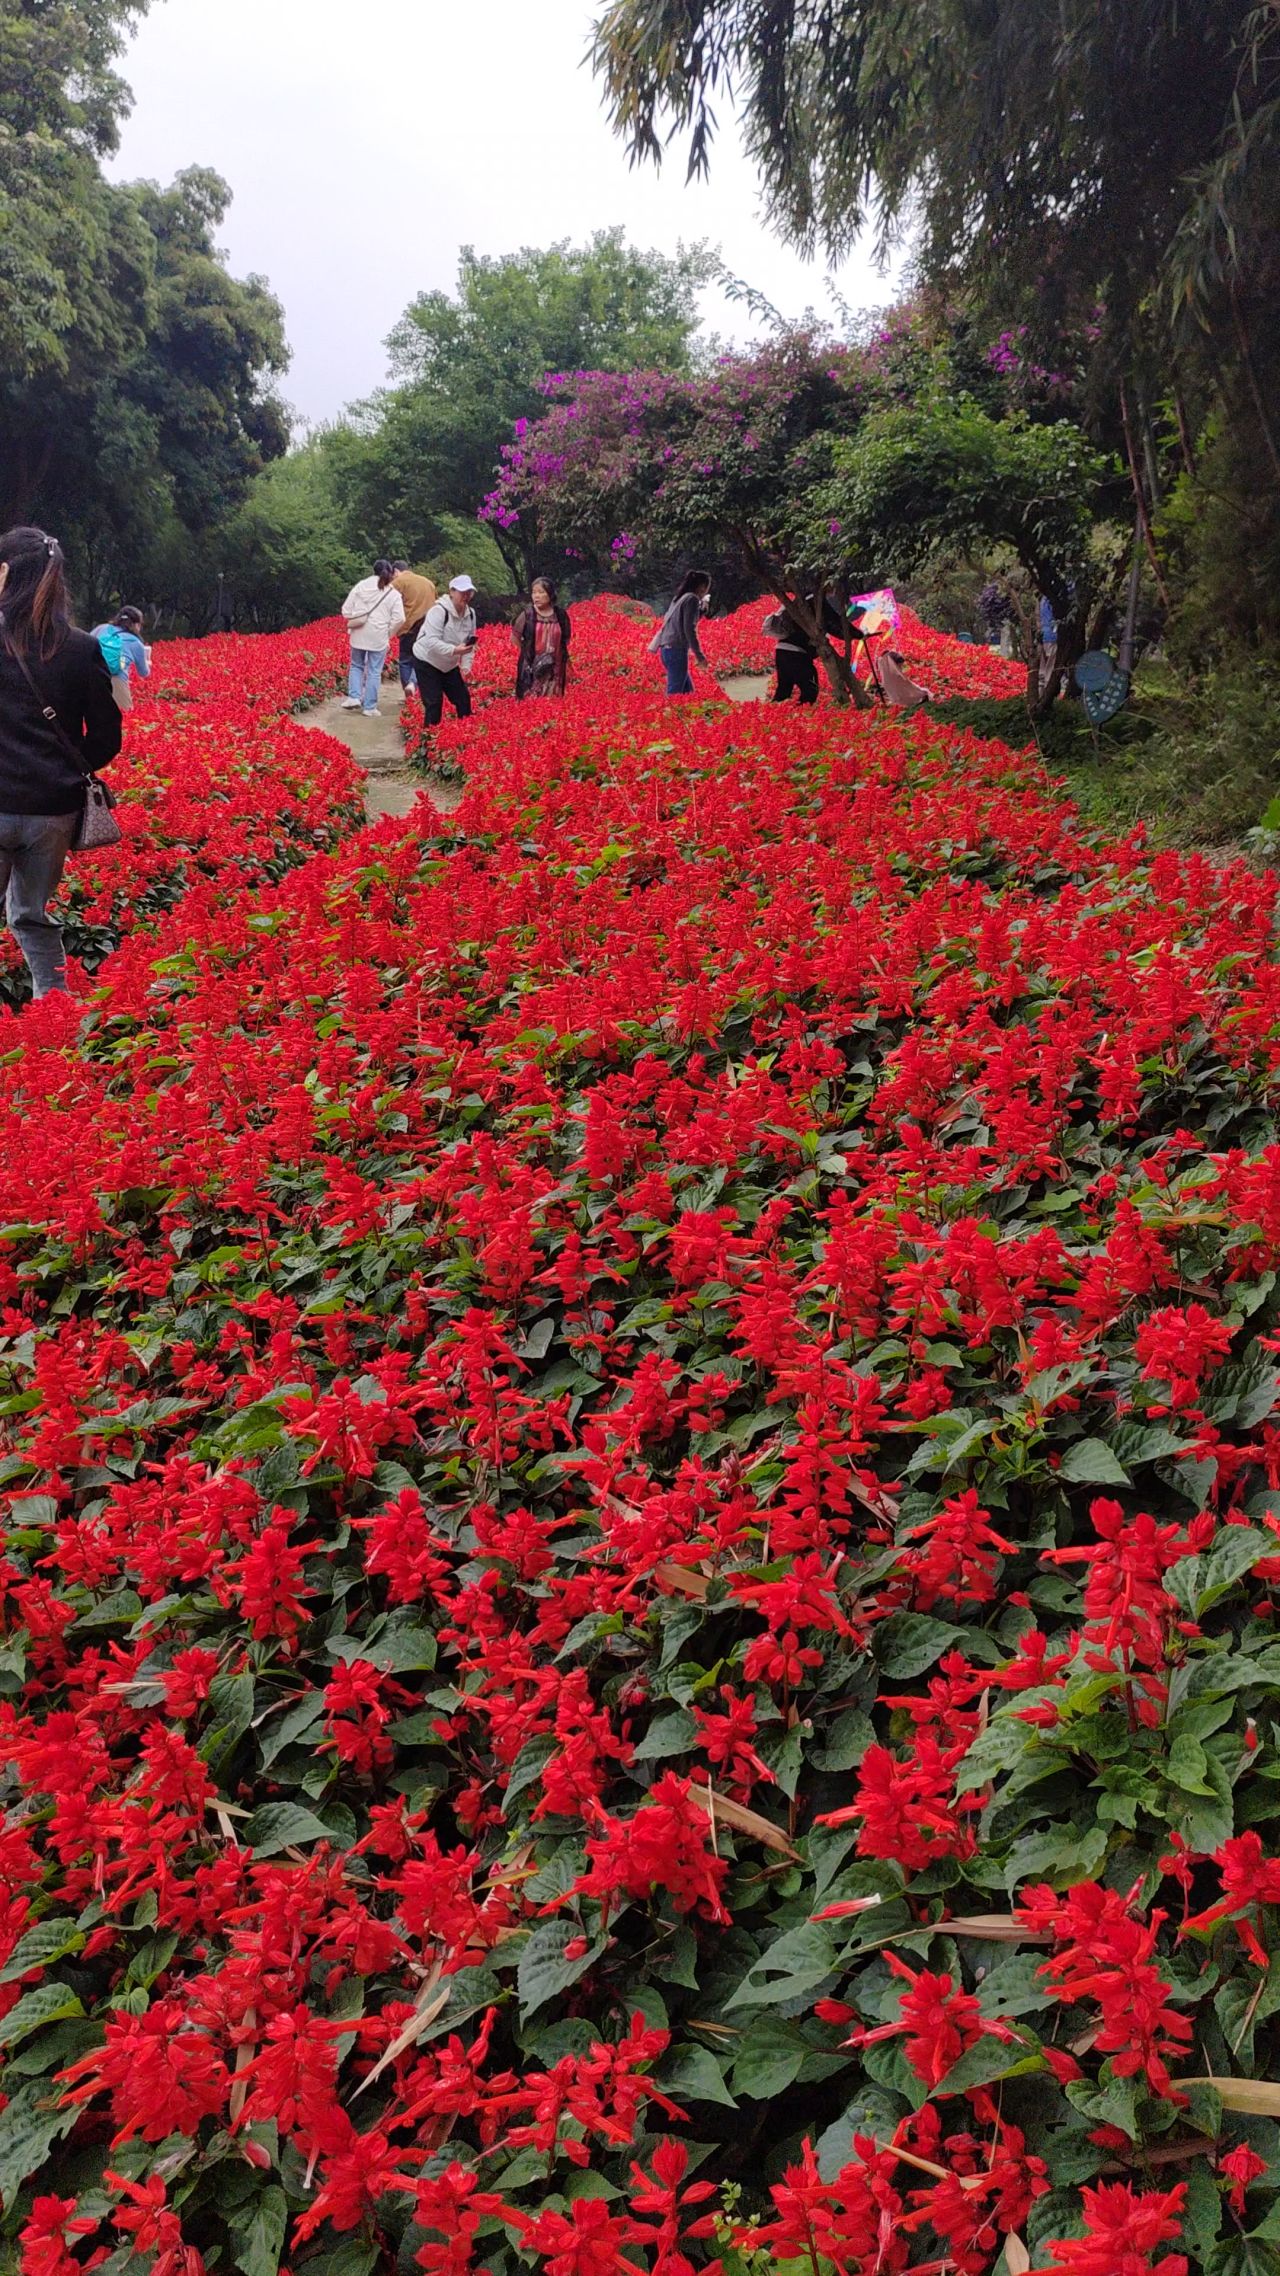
top-left (512, 577), bottom-right (571, 699)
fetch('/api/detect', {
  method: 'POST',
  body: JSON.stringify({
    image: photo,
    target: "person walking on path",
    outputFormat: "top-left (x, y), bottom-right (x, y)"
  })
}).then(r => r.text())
top-left (413, 575), bottom-right (478, 727)
top-left (0, 526), bottom-right (121, 1000)
top-left (649, 571), bottom-right (711, 696)
top-left (341, 560), bottom-right (405, 715)
top-left (91, 606), bottom-right (151, 714)
top-left (766, 593), bottom-right (843, 705)
top-left (390, 562), bottom-right (437, 691)
top-left (513, 577), bottom-right (571, 698)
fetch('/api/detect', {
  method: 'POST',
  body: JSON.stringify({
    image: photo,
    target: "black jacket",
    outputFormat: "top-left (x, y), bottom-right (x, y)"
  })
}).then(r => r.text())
top-left (0, 628), bottom-right (123, 816)
top-left (777, 596), bottom-right (845, 659)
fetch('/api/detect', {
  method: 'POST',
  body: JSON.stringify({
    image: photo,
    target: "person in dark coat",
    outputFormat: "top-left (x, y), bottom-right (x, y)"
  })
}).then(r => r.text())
top-left (513, 577), bottom-right (572, 698)
top-left (770, 593), bottom-right (844, 704)
top-left (0, 526), bottom-right (121, 999)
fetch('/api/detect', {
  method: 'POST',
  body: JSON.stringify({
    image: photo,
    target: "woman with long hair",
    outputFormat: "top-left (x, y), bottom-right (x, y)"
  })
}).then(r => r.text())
top-left (649, 569), bottom-right (712, 696)
top-left (0, 526), bottom-right (121, 1001)
top-left (340, 558), bottom-right (406, 716)
top-left (512, 575), bottom-right (571, 698)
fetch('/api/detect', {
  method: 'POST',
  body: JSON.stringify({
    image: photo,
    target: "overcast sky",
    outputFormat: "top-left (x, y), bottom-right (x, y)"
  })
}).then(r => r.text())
top-left (109, 0), bottom-right (902, 430)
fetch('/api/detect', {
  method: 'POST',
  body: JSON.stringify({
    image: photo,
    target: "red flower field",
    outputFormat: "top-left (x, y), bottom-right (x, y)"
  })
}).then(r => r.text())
top-left (1, 598), bottom-right (1278, 2276)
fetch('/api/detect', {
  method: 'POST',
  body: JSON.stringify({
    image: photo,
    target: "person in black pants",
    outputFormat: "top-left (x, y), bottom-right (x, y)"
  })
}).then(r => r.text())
top-left (771, 594), bottom-right (844, 704)
top-left (412, 577), bottom-right (478, 726)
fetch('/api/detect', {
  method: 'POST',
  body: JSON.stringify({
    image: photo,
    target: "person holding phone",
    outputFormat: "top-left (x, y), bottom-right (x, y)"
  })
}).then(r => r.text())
top-left (412, 574), bottom-right (478, 726)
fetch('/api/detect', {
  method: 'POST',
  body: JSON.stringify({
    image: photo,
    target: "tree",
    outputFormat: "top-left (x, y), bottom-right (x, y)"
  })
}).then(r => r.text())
top-left (590, 1), bottom-right (1280, 659)
top-left (807, 397), bottom-right (1121, 713)
top-left (0, 0), bottom-right (156, 520)
top-left (0, 3), bottom-right (290, 614)
top-left (330, 232), bottom-right (714, 585)
top-left (2, 165), bottom-right (290, 617)
top-left (590, 1), bottom-right (1273, 357)
top-left (484, 335), bottom-right (877, 702)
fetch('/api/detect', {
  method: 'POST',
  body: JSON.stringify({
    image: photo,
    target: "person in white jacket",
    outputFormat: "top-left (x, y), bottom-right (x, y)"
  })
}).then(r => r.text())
top-left (340, 560), bottom-right (406, 716)
top-left (411, 574), bottom-right (478, 726)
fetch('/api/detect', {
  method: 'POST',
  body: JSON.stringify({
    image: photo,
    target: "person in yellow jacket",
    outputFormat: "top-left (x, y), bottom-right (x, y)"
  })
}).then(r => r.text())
top-left (390, 562), bottom-right (437, 691)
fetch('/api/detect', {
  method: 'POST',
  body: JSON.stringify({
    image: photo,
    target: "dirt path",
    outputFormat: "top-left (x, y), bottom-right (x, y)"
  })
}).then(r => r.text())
top-left (720, 671), bottom-right (772, 703)
top-left (298, 683), bottom-right (461, 820)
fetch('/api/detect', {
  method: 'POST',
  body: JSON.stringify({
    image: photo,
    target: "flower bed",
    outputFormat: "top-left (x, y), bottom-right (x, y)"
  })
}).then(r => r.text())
top-left (702, 598), bottom-right (1027, 702)
top-left (0, 604), bottom-right (1279, 2276)
top-left (0, 620), bottom-right (360, 1002)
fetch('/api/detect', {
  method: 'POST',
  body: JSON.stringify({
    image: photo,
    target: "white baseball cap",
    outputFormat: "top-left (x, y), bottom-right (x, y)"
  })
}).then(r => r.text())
top-left (449, 574), bottom-right (476, 593)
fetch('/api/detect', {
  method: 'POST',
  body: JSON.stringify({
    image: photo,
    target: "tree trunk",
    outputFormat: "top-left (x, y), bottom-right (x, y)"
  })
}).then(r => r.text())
top-left (2, 434), bottom-right (56, 531)
top-left (1229, 282), bottom-right (1280, 491)
top-left (735, 530), bottom-right (872, 708)
top-left (1118, 380), bottom-right (1171, 612)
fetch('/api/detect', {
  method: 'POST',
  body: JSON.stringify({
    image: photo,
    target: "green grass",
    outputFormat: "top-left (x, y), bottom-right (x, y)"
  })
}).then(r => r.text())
top-left (926, 664), bottom-right (1280, 848)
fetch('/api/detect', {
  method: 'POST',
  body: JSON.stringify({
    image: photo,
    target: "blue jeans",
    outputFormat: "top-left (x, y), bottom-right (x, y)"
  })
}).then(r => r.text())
top-left (660, 645), bottom-right (693, 695)
top-left (0, 811), bottom-right (78, 998)
top-left (348, 646), bottom-right (387, 712)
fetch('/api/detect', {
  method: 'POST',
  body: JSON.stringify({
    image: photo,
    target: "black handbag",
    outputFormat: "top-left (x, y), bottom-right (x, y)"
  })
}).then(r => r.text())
top-left (1, 625), bottom-right (123, 852)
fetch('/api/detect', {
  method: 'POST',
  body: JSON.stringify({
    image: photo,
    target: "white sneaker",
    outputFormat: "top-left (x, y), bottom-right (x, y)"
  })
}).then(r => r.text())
top-left (340, 697), bottom-right (361, 711)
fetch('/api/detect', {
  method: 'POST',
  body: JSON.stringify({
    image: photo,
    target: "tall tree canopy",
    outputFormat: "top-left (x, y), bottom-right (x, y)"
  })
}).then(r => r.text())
top-left (591, 0), bottom-right (1280, 658)
top-left (590, 1), bottom-right (1274, 355)
top-left (0, 0), bottom-right (289, 614)
top-left (329, 231), bottom-right (714, 584)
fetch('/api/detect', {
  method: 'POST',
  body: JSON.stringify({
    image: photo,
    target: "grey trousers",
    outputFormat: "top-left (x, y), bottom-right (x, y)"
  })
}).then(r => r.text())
top-left (0, 812), bottom-right (78, 998)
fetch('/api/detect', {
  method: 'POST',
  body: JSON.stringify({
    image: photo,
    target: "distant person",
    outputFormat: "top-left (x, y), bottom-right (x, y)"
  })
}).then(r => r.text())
top-left (878, 650), bottom-right (932, 709)
top-left (513, 577), bottom-right (571, 698)
top-left (340, 560), bottom-right (405, 716)
top-left (413, 575), bottom-right (478, 726)
top-left (390, 561), bottom-right (437, 692)
top-left (0, 526), bottom-right (122, 1000)
top-left (91, 606), bottom-right (151, 714)
top-left (766, 593), bottom-right (843, 704)
top-left (649, 570), bottom-right (711, 696)
top-left (1038, 593), bottom-right (1059, 696)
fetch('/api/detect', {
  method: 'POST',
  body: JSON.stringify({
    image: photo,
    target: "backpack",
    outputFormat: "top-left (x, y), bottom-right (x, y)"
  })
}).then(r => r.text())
top-left (96, 625), bottom-right (127, 676)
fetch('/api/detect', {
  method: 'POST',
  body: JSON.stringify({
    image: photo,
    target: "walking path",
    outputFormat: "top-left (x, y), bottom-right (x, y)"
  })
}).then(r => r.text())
top-left (298, 683), bottom-right (461, 821)
top-left (302, 670), bottom-right (775, 824)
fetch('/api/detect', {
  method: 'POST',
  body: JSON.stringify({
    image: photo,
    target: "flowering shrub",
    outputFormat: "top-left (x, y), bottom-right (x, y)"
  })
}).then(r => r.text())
top-left (0, 599), bottom-right (1279, 2275)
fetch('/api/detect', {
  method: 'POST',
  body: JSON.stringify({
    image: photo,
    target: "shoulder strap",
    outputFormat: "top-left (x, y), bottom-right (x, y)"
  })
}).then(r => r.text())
top-left (0, 616), bottom-right (89, 777)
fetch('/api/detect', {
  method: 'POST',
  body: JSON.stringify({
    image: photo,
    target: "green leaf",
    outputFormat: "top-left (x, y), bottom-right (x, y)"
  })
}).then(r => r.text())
top-left (935, 2032), bottom-right (1041, 2096)
top-left (814, 2086), bottom-right (911, 2181)
top-left (200, 1669), bottom-right (256, 1775)
top-left (258, 1690), bottom-right (325, 1768)
top-left (876, 1613), bottom-right (971, 1678)
top-left (1060, 1438), bottom-right (1130, 1485)
top-left (0, 1980), bottom-right (84, 2049)
top-left (954, 1714), bottom-right (1031, 1794)
top-left (504, 1733), bottom-right (558, 1811)
top-left (0, 2081), bottom-right (79, 2211)
top-left (731, 2015), bottom-right (811, 2099)
top-left (811, 1706), bottom-right (874, 1772)
top-left (0, 1919), bottom-right (85, 1983)
top-left (516, 1920), bottom-right (607, 2019)
top-left (232, 2186), bottom-right (289, 2276)
top-left (658, 2041), bottom-right (737, 2108)
top-left (244, 1801), bottom-right (335, 1857)
top-left (1170, 1748), bottom-right (1235, 1854)
top-left (1165, 1731), bottom-right (1215, 1795)
top-left (726, 1923), bottom-right (838, 2010)
top-left (632, 1709), bottom-right (697, 1761)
